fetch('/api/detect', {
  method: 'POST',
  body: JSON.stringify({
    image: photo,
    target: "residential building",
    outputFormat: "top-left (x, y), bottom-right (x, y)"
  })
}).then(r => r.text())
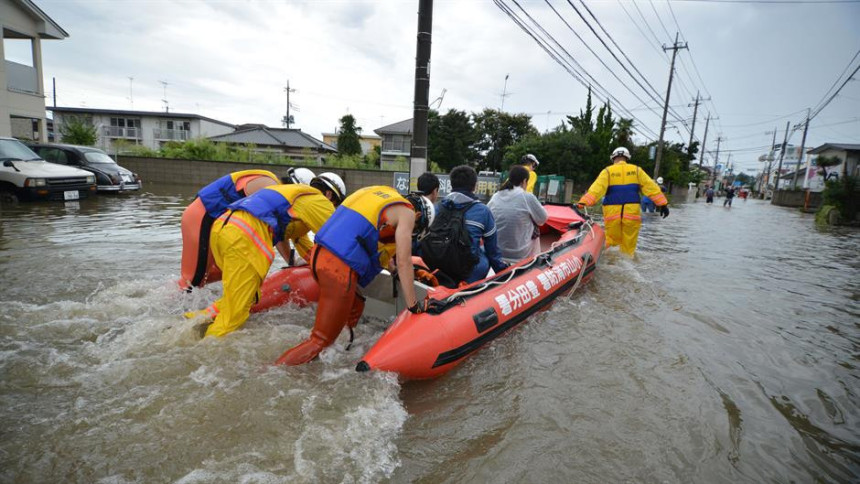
top-left (49, 106), bottom-right (236, 152)
top-left (808, 142), bottom-right (860, 180)
top-left (321, 132), bottom-right (381, 155)
top-left (1, 0), bottom-right (67, 141)
top-left (374, 118), bottom-right (412, 170)
top-left (208, 125), bottom-right (336, 162)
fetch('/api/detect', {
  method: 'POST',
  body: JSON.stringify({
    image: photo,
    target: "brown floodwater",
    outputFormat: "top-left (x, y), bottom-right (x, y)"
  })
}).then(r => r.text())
top-left (0, 185), bottom-right (857, 483)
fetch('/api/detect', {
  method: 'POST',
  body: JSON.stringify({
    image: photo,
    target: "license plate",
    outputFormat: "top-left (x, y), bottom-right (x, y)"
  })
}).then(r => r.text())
top-left (64, 190), bottom-right (80, 200)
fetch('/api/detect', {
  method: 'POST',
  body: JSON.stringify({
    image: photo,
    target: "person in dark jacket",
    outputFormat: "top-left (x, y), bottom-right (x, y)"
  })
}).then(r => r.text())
top-left (438, 166), bottom-right (508, 283)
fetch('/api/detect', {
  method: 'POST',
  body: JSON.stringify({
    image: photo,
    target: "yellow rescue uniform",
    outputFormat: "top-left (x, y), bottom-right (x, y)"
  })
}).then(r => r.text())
top-left (578, 161), bottom-right (667, 256)
top-left (526, 168), bottom-right (537, 194)
top-left (204, 185), bottom-right (334, 337)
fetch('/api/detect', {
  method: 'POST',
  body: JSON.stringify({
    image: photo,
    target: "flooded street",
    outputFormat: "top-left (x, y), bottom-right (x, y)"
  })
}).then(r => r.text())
top-left (1, 186), bottom-right (858, 483)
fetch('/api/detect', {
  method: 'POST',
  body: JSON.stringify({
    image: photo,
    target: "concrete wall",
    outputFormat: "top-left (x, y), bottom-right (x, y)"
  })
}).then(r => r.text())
top-left (116, 156), bottom-right (396, 193)
top-left (771, 190), bottom-right (823, 209)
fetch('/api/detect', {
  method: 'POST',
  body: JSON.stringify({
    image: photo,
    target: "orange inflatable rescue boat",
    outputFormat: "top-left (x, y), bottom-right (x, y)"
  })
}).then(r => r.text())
top-left (356, 204), bottom-right (605, 379)
top-left (251, 204), bottom-right (605, 379)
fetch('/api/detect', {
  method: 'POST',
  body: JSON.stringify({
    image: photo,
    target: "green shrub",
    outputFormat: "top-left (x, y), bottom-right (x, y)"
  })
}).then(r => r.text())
top-left (821, 175), bottom-right (858, 222)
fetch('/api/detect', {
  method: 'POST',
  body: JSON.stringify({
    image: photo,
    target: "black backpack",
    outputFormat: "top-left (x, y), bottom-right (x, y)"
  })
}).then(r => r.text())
top-left (420, 201), bottom-right (478, 282)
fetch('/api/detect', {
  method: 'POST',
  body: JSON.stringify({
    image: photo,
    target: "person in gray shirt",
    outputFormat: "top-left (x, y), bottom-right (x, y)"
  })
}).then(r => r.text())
top-left (488, 165), bottom-right (549, 263)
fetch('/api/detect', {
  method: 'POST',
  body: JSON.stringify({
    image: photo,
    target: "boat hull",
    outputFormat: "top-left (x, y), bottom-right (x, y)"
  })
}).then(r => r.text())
top-left (357, 221), bottom-right (605, 380)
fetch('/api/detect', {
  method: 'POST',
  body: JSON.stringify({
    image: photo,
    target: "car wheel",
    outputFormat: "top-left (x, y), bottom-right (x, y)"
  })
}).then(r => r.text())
top-left (0, 188), bottom-right (19, 203)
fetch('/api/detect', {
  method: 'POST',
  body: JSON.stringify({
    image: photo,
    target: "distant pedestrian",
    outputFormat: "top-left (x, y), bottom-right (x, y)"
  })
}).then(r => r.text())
top-left (705, 186), bottom-right (715, 204)
top-left (723, 186), bottom-right (736, 207)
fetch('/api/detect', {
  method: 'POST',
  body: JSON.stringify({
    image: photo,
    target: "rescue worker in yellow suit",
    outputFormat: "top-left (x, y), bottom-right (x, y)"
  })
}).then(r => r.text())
top-left (190, 177), bottom-right (344, 337)
top-left (275, 185), bottom-right (436, 366)
top-left (578, 147), bottom-right (669, 256)
top-left (522, 153), bottom-right (539, 193)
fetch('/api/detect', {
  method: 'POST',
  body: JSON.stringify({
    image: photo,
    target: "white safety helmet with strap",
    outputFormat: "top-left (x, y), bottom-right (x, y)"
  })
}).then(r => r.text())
top-left (656, 176), bottom-right (664, 185)
top-left (406, 193), bottom-right (436, 235)
top-left (523, 153), bottom-right (540, 166)
top-left (610, 146), bottom-right (631, 162)
top-left (286, 167), bottom-right (316, 185)
top-left (315, 172), bottom-right (346, 204)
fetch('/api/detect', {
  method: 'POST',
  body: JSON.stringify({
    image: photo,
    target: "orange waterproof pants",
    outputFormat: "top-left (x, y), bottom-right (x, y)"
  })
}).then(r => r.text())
top-left (275, 246), bottom-right (365, 365)
top-left (179, 198), bottom-right (222, 289)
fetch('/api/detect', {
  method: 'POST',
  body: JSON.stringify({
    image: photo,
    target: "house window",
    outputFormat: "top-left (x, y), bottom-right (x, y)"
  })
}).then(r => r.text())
top-left (110, 118), bottom-right (140, 128)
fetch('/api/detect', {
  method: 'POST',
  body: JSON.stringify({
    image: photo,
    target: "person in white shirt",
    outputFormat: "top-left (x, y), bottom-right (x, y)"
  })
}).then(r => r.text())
top-left (488, 165), bottom-right (549, 263)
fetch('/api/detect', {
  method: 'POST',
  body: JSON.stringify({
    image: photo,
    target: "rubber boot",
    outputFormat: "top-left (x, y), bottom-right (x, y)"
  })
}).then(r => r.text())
top-left (346, 294), bottom-right (366, 330)
top-left (275, 317), bottom-right (347, 365)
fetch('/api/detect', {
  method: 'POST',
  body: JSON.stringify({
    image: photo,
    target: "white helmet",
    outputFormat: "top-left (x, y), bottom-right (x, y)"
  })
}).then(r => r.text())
top-left (406, 194), bottom-right (436, 234)
top-left (315, 172), bottom-right (346, 204)
top-left (656, 176), bottom-right (664, 184)
top-left (610, 147), bottom-right (631, 161)
top-left (286, 167), bottom-right (315, 185)
top-left (522, 153), bottom-right (540, 166)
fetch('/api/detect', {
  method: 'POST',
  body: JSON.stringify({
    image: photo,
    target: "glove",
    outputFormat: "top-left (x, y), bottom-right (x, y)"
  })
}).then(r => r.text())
top-left (659, 205), bottom-right (670, 218)
top-left (407, 301), bottom-right (424, 314)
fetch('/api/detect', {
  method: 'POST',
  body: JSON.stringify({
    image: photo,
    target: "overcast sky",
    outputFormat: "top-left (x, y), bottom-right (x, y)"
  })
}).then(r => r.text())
top-left (10, 0), bottom-right (860, 174)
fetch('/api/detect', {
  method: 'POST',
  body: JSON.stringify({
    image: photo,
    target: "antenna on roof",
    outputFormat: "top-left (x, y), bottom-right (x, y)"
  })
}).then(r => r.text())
top-left (128, 77), bottom-right (134, 108)
top-left (159, 80), bottom-right (169, 113)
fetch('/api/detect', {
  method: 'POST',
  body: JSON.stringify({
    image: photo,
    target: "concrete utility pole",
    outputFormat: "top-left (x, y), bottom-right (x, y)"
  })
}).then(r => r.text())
top-left (284, 80), bottom-right (296, 129)
top-left (792, 108), bottom-right (811, 188)
top-left (711, 135), bottom-right (724, 187)
top-left (774, 121), bottom-right (791, 193)
top-left (653, 32), bottom-right (688, 178)
top-left (699, 113), bottom-right (710, 170)
top-left (410, 0), bottom-right (433, 181)
top-left (762, 127), bottom-right (778, 195)
top-left (52, 77), bottom-right (56, 108)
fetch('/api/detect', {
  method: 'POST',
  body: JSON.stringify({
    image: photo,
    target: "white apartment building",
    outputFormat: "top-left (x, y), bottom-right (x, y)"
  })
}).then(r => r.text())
top-left (49, 107), bottom-right (236, 152)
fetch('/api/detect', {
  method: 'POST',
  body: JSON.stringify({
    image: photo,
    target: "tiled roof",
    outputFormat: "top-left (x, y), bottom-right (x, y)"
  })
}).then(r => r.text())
top-left (374, 118), bottom-right (413, 135)
top-left (809, 143), bottom-right (860, 154)
top-left (209, 127), bottom-right (337, 152)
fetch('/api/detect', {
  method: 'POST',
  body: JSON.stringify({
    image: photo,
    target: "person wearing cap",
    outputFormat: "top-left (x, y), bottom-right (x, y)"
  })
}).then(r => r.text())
top-left (521, 153), bottom-right (540, 194)
top-left (188, 183), bottom-right (338, 337)
top-left (416, 172), bottom-right (440, 203)
top-left (275, 185), bottom-right (435, 365)
top-left (578, 147), bottom-right (669, 256)
top-left (179, 169), bottom-right (280, 290)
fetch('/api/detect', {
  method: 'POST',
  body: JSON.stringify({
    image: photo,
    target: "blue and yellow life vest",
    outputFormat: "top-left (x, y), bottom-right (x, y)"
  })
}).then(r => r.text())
top-left (227, 184), bottom-right (320, 245)
top-left (316, 186), bottom-right (411, 287)
top-left (603, 164), bottom-right (644, 205)
top-left (197, 169), bottom-right (278, 218)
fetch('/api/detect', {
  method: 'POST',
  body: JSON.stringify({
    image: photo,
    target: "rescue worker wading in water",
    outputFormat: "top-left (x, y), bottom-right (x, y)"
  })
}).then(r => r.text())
top-left (275, 185), bottom-right (434, 366)
top-left (190, 174), bottom-right (345, 337)
top-left (179, 170), bottom-right (280, 290)
top-left (577, 147), bottom-right (669, 256)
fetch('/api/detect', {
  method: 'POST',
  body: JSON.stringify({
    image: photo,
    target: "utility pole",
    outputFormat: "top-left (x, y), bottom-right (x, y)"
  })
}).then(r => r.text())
top-left (410, 0), bottom-right (433, 181)
top-left (774, 121), bottom-right (791, 194)
top-left (283, 80), bottom-right (296, 129)
top-left (792, 108), bottom-right (811, 188)
top-left (699, 113), bottom-right (710, 170)
top-left (52, 77), bottom-right (56, 108)
top-left (653, 32), bottom-right (688, 178)
top-left (159, 80), bottom-right (169, 113)
top-left (128, 77), bottom-right (134, 108)
top-left (711, 135), bottom-right (724, 187)
top-left (762, 127), bottom-right (777, 195)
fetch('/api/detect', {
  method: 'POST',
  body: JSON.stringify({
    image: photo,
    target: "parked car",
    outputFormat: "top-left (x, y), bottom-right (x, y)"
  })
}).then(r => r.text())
top-left (0, 137), bottom-right (96, 202)
top-left (28, 143), bottom-right (142, 192)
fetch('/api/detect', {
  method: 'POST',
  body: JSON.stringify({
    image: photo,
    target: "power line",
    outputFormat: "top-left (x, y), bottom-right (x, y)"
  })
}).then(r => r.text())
top-left (494, 0), bottom-right (661, 139)
top-left (671, 0), bottom-right (860, 4)
top-left (810, 48), bottom-right (860, 120)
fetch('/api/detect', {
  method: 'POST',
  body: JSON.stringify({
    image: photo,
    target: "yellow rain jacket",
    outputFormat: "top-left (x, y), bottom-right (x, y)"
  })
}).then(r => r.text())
top-left (203, 185), bottom-right (334, 337)
top-left (578, 161), bottom-right (667, 256)
top-left (526, 168), bottom-right (537, 194)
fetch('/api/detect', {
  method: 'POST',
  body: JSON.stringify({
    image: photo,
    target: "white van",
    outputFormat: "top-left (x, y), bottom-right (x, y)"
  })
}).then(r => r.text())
top-left (0, 137), bottom-right (96, 202)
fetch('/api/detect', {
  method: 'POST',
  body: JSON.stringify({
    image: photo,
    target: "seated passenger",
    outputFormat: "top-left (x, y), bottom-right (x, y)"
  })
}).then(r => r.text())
top-left (428, 165), bottom-right (508, 284)
top-left (487, 165), bottom-right (548, 263)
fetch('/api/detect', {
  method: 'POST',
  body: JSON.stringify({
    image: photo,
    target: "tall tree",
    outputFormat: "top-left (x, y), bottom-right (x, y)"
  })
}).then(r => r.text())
top-left (472, 109), bottom-right (538, 171)
top-left (336, 114), bottom-right (362, 156)
top-left (428, 108), bottom-right (479, 171)
top-left (59, 118), bottom-right (98, 146)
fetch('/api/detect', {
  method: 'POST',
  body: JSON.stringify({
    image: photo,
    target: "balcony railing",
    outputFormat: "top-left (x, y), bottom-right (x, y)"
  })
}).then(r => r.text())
top-left (5, 61), bottom-right (39, 95)
top-left (381, 140), bottom-right (410, 153)
top-left (103, 126), bottom-right (141, 139)
top-left (153, 128), bottom-right (189, 141)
